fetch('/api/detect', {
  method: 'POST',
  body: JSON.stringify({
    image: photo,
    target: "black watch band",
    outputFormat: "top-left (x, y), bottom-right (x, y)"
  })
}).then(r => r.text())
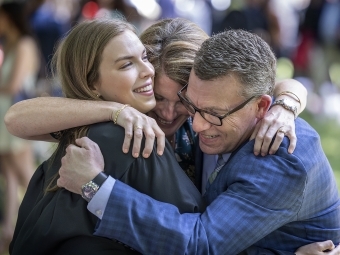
top-left (92, 172), bottom-right (108, 188)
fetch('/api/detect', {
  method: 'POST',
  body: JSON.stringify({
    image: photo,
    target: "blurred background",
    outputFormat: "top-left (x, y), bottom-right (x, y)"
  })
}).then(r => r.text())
top-left (0, 0), bottom-right (340, 254)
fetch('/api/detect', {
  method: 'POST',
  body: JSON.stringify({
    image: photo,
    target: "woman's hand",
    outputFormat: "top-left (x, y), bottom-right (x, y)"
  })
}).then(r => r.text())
top-left (295, 240), bottom-right (340, 255)
top-left (250, 104), bottom-right (296, 156)
top-left (115, 106), bottom-right (165, 158)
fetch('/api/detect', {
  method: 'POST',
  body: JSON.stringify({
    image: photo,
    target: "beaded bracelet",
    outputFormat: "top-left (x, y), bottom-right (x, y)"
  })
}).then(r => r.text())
top-left (113, 104), bottom-right (130, 124)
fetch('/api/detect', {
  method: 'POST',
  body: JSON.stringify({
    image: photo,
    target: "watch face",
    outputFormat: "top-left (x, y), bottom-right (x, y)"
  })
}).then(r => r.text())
top-left (83, 186), bottom-right (95, 199)
top-left (81, 181), bottom-right (99, 202)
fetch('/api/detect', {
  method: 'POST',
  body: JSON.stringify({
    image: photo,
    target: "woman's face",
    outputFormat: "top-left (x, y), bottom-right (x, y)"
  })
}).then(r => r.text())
top-left (93, 30), bottom-right (156, 113)
top-left (148, 74), bottom-right (190, 138)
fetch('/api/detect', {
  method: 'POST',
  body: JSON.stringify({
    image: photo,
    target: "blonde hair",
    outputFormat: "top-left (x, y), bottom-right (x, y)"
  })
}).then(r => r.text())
top-left (140, 18), bottom-right (209, 87)
top-left (46, 18), bottom-right (136, 192)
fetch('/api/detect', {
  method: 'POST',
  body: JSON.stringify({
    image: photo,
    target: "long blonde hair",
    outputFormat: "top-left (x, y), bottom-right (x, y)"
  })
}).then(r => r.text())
top-left (46, 18), bottom-right (136, 192)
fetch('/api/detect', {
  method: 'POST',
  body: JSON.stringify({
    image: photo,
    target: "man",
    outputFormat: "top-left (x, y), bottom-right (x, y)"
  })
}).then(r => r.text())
top-left (58, 30), bottom-right (340, 254)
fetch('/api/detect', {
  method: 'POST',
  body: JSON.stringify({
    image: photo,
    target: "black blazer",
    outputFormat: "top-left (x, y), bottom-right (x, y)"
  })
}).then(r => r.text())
top-left (10, 122), bottom-right (205, 255)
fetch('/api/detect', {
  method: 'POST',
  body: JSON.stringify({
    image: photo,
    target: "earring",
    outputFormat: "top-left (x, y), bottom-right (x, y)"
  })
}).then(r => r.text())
top-left (96, 94), bottom-right (100, 97)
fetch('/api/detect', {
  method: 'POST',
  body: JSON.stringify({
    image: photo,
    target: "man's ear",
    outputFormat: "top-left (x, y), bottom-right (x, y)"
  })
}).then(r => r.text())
top-left (256, 95), bottom-right (272, 119)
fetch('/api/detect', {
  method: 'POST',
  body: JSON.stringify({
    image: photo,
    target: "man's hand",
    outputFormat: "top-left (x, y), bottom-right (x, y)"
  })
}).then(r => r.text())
top-left (57, 137), bottom-right (104, 194)
top-left (295, 240), bottom-right (340, 255)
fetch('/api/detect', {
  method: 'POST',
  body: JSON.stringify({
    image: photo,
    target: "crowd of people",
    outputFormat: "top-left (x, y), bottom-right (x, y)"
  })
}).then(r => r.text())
top-left (0, 0), bottom-right (339, 254)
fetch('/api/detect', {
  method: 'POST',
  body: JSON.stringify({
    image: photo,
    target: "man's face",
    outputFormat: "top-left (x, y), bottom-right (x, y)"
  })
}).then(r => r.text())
top-left (186, 72), bottom-right (259, 155)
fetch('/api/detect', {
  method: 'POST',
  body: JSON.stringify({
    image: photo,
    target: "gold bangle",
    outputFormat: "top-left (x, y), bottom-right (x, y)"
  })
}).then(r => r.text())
top-left (276, 91), bottom-right (301, 107)
top-left (113, 104), bottom-right (129, 124)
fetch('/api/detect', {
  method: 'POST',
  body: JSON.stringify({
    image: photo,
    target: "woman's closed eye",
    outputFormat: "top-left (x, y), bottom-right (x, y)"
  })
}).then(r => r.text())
top-left (120, 62), bottom-right (132, 69)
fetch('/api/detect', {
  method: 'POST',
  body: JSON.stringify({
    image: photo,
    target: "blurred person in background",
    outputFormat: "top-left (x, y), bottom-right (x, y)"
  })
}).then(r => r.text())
top-left (0, 2), bottom-right (40, 253)
top-left (26, 0), bottom-right (80, 97)
top-left (214, 0), bottom-right (281, 57)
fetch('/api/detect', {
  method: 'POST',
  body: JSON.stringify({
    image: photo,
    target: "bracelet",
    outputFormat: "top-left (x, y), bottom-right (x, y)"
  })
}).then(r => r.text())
top-left (113, 104), bottom-right (129, 124)
top-left (271, 99), bottom-right (297, 119)
top-left (276, 91), bottom-right (301, 108)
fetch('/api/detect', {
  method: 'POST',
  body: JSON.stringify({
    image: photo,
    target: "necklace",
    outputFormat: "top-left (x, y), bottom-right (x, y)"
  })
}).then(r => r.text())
top-left (167, 134), bottom-right (176, 149)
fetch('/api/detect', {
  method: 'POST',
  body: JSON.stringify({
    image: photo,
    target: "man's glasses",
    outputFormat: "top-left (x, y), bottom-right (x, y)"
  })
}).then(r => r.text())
top-left (177, 84), bottom-right (255, 126)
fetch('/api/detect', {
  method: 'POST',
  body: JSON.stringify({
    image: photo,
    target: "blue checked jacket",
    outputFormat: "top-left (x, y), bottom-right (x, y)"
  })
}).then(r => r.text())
top-left (94, 118), bottom-right (340, 255)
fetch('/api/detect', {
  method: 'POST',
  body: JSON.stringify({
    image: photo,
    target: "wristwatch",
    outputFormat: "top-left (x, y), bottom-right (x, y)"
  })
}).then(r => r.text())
top-left (271, 98), bottom-right (297, 119)
top-left (81, 172), bottom-right (108, 202)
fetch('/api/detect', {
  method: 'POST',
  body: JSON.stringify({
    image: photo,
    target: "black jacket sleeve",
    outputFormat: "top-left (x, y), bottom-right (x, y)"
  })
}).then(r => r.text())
top-left (87, 122), bottom-right (206, 213)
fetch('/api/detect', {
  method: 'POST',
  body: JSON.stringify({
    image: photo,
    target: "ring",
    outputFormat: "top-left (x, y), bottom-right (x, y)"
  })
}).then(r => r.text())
top-left (134, 125), bottom-right (143, 131)
top-left (277, 128), bottom-right (286, 135)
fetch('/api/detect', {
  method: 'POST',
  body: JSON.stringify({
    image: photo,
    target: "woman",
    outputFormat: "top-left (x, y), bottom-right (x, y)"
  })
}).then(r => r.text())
top-left (9, 18), bottom-right (204, 255)
top-left (0, 2), bottom-right (40, 252)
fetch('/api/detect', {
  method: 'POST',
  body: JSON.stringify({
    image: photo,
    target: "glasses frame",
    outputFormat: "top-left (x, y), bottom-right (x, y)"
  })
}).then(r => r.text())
top-left (177, 84), bottom-right (255, 126)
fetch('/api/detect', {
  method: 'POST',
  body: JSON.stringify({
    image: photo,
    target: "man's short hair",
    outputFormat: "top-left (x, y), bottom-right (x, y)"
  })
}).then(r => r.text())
top-left (193, 29), bottom-right (276, 98)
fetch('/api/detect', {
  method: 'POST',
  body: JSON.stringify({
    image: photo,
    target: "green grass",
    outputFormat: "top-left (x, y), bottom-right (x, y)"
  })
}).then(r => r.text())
top-left (300, 111), bottom-right (340, 192)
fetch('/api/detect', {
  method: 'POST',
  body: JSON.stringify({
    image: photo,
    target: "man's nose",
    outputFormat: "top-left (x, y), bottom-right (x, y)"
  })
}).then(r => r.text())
top-left (192, 112), bottom-right (212, 133)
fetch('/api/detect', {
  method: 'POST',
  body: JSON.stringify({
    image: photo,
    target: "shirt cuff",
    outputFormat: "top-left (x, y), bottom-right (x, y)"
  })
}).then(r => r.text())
top-left (87, 176), bottom-right (115, 219)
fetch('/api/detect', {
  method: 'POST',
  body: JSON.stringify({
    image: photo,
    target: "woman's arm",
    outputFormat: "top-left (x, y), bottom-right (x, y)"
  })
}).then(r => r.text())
top-left (251, 78), bottom-right (307, 156)
top-left (5, 97), bottom-right (165, 157)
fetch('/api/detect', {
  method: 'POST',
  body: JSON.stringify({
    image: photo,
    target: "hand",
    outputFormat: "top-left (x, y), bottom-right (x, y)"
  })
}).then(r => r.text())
top-left (295, 240), bottom-right (340, 255)
top-left (250, 105), bottom-right (296, 156)
top-left (57, 137), bottom-right (104, 194)
top-left (115, 106), bottom-right (165, 158)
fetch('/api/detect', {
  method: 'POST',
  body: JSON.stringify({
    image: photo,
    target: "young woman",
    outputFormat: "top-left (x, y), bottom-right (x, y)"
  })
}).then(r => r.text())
top-left (0, 2), bottom-right (40, 252)
top-left (9, 18), bottom-right (204, 255)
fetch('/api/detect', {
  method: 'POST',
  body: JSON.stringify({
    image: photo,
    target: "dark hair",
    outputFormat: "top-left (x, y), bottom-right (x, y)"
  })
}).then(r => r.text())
top-left (0, 1), bottom-right (32, 36)
top-left (193, 29), bottom-right (276, 98)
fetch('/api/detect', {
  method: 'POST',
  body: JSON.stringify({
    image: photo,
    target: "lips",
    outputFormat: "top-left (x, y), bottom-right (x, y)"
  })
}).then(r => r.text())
top-left (134, 84), bottom-right (153, 93)
top-left (201, 134), bottom-right (219, 139)
top-left (157, 117), bottom-right (173, 125)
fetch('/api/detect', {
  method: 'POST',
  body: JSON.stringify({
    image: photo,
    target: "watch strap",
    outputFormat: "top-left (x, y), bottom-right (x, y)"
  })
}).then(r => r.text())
top-left (81, 172), bottom-right (108, 202)
top-left (92, 172), bottom-right (108, 188)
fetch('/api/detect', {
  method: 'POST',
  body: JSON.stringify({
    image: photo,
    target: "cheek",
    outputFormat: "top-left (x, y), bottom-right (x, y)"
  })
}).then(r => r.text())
top-left (177, 104), bottom-right (189, 115)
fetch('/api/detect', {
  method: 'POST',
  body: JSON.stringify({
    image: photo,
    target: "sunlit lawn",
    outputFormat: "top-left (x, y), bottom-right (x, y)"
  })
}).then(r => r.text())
top-left (300, 112), bottom-right (340, 193)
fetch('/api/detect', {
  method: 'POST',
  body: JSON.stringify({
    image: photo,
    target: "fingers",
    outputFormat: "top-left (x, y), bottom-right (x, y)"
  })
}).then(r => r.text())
top-left (122, 121), bottom-right (133, 154)
top-left (253, 106), bottom-right (297, 156)
top-left (74, 136), bottom-right (93, 149)
top-left (131, 124), bottom-right (143, 158)
top-left (154, 127), bottom-right (165, 156)
top-left (118, 108), bottom-right (165, 158)
top-left (252, 114), bottom-right (280, 156)
top-left (295, 240), bottom-right (336, 255)
top-left (317, 240), bottom-right (335, 252)
top-left (286, 130), bottom-right (297, 154)
top-left (329, 244), bottom-right (340, 255)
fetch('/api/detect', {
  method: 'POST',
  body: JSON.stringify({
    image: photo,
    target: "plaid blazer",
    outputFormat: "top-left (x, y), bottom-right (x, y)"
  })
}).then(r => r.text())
top-left (94, 118), bottom-right (340, 255)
